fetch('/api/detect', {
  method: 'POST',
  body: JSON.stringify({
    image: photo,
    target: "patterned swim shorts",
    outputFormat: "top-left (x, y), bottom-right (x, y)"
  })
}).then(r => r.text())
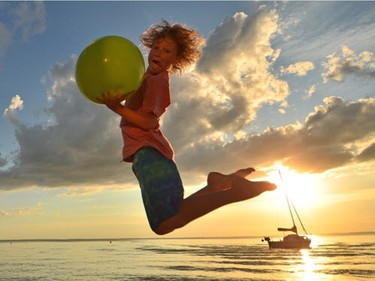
top-left (132, 147), bottom-right (184, 231)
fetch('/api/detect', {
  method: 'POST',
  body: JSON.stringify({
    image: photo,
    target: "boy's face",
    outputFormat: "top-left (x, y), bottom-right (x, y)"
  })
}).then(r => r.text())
top-left (148, 36), bottom-right (178, 75)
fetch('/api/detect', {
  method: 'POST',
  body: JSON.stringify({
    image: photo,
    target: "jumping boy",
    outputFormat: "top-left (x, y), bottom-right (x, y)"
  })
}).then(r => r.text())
top-left (98, 20), bottom-right (276, 235)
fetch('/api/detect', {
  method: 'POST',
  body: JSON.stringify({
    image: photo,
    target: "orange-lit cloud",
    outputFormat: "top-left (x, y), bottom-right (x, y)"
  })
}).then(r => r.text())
top-left (281, 61), bottom-right (315, 76)
top-left (322, 46), bottom-right (375, 83)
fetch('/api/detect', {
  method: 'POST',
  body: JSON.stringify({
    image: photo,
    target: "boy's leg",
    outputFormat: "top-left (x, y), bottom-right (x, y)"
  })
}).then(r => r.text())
top-left (132, 147), bottom-right (184, 233)
top-left (155, 171), bottom-right (276, 235)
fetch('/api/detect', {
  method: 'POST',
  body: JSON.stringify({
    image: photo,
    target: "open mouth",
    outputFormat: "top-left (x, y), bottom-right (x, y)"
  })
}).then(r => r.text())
top-left (152, 59), bottom-right (161, 66)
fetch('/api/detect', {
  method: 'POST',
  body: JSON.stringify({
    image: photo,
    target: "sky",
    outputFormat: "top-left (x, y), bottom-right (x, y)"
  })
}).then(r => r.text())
top-left (0, 1), bottom-right (374, 240)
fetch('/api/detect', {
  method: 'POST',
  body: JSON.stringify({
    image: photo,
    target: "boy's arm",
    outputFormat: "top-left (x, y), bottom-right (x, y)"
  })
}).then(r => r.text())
top-left (98, 92), bottom-right (158, 131)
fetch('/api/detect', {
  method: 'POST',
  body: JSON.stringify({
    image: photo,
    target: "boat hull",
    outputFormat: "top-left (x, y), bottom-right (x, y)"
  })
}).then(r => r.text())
top-left (267, 240), bottom-right (311, 249)
top-left (263, 235), bottom-right (311, 249)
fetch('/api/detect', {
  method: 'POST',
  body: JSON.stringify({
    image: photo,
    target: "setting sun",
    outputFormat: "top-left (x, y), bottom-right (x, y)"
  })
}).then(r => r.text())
top-left (267, 164), bottom-right (318, 210)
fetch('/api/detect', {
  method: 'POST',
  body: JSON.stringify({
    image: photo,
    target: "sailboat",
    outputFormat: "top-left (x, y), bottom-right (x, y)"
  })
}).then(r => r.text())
top-left (262, 171), bottom-right (312, 249)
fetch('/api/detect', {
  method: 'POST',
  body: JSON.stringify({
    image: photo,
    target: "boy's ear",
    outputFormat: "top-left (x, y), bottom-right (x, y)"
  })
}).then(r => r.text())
top-left (174, 56), bottom-right (181, 64)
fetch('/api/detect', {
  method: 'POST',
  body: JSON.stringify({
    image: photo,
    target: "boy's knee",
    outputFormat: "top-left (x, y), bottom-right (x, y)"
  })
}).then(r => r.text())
top-left (153, 225), bottom-right (174, 235)
top-left (154, 214), bottom-right (187, 235)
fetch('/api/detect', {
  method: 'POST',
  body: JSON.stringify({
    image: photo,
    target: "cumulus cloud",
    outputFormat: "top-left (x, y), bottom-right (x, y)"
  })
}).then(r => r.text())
top-left (322, 45), bottom-right (375, 83)
top-left (306, 84), bottom-right (316, 98)
top-left (280, 61), bottom-right (315, 76)
top-left (165, 7), bottom-right (289, 151)
top-left (4, 94), bottom-right (24, 112)
top-left (0, 7), bottom-right (291, 191)
top-left (12, 1), bottom-right (46, 42)
top-left (0, 153), bottom-right (7, 168)
top-left (0, 2), bottom-right (46, 60)
top-left (286, 97), bottom-right (375, 171)
top-left (0, 22), bottom-right (12, 58)
top-left (0, 56), bottom-right (132, 190)
top-left (177, 97), bottom-right (375, 175)
top-left (3, 94), bottom-right (24, 128)
top-left (1, 7), bottom-right (374, 192)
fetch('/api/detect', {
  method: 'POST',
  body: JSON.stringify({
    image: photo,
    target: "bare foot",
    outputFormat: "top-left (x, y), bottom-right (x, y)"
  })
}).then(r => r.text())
top-left (231, 168), bottom-right (276, 191)
top-left (206, 167), bottom-right (256, 192)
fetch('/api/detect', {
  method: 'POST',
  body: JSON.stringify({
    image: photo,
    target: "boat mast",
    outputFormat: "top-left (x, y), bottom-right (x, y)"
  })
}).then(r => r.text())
top-left (278, 170), bottom-right (297, 233)
top-left (278, 170), bottom-right (310, 235)
top-left (291, 200), bottom-right (309, 235)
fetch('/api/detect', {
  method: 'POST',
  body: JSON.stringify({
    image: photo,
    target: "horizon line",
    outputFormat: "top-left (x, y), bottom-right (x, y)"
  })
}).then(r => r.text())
top-left (1, 231), bottom-right (374, 243)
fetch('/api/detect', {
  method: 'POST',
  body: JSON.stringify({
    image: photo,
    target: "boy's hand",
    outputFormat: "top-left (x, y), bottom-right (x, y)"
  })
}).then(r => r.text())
top-left (96, 91), bottom-right (127, 111)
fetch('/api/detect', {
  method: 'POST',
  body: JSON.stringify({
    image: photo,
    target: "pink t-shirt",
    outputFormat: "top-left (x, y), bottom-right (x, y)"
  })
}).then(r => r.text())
top-left (120, 70), bottom-right (174, 162)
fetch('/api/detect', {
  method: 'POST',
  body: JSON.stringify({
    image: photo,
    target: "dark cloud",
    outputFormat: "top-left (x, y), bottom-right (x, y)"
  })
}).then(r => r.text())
top-left (0, 153), bottom-right (7, 168)
top-left (1, 56), bottom-right (134, 190)
top-left (176, 97), bottom-right (375, 175)
top-left (357, 142), bottom-right (375, 162)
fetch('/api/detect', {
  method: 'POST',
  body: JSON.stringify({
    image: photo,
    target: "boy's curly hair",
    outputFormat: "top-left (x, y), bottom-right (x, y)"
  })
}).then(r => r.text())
top-left (140, 20), bottom-right (205, 73)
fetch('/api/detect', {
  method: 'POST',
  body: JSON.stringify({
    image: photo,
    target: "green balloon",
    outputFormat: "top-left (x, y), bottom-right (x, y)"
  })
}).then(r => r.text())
top-left (75, 36), bottom-right (145, 105)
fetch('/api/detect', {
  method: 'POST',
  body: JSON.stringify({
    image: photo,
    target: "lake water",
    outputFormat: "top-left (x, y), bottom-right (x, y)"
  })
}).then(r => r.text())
top-left (1, 234), bottom-right (374, 280)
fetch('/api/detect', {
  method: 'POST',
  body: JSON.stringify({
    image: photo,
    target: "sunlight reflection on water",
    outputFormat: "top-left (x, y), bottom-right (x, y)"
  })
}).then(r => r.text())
top-left (0, 235), bottom-right (374, 280)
